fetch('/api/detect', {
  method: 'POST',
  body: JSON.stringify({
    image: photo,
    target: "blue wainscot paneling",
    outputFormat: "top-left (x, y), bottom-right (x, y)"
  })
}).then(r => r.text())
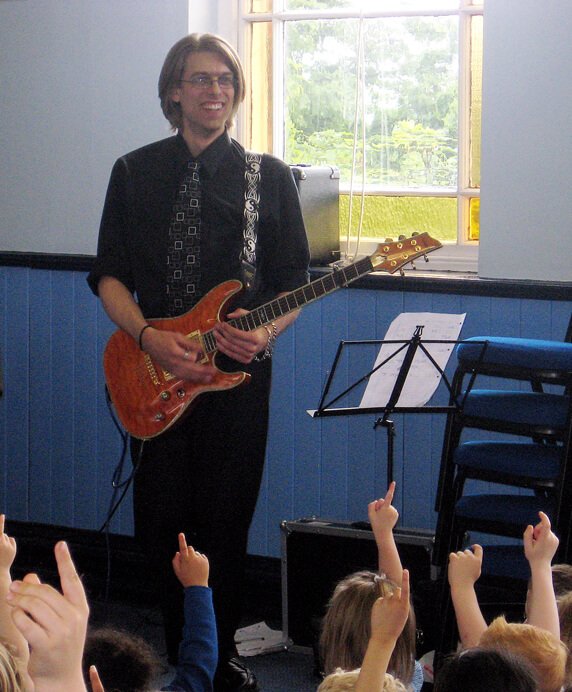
top-left (1, 264), bottom-right (571, 558)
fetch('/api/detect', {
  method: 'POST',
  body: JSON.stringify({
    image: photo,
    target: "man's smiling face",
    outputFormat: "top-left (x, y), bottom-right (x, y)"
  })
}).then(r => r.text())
top-left (171, 51), bottom-right (236, 142)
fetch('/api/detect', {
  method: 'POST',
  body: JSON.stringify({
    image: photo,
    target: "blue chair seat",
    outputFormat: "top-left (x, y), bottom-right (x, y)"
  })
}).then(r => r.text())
top-left (455, 493), bottom-right (555, 528)
top-left (480, 544), bottom-right (530, 582)
top-left (458, 336), bottom-right (572, 377)
top-left (461, 390), bottom-right (570, 431)
top-left (454, 440), bottom-right (562, 487)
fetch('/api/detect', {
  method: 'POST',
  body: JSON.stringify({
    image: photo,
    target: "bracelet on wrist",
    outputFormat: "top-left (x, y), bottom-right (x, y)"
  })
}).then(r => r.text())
top-left (138, 324), bottom-right (152, 351)
top-left (254, 321), bottom-right (277, 361)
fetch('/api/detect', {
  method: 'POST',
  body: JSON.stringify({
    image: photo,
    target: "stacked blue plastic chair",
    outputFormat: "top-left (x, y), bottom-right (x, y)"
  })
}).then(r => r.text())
top-left (432, 326), bottom-right (572, 658)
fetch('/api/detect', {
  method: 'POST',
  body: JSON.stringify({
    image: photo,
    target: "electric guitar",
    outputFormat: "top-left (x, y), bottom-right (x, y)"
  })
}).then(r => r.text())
top-left (104, 232), bottom-right (442, 439)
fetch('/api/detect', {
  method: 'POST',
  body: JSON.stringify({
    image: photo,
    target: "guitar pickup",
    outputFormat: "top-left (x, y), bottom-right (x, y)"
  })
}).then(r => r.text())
top-left (185, 329), bottom-right (209, 364)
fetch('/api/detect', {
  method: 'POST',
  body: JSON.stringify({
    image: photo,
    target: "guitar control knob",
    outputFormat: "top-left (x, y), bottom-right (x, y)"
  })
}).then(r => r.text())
top-left (177, 388), bottom-right (186, 399)
top-left (154, 412), bottom-right (166, 421)
top-left (160, 391), bottom-right (171, 400)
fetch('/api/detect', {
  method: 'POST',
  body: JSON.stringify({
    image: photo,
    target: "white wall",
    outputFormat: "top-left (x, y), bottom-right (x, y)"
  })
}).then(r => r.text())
top-left (2, 0), bottom-right (571, 283)
top-left (0, 0), bottom-right (189, 255)
top-left (189, 0), bottom-right (237, 44)
top-left (479, 1), bottom-right (572, 282)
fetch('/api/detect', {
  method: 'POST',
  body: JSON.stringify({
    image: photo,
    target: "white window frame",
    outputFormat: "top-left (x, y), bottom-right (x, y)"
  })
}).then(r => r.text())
top-left (237, 1), bottom-right (482, 273)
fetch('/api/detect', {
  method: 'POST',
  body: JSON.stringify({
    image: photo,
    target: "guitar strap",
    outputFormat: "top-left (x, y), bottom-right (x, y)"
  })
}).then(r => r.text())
top-left (240, 151), bottom-right (263, 292)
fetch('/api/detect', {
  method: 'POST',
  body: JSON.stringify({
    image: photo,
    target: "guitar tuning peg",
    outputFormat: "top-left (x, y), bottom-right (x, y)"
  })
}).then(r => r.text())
top-left (411, 231), bottom-right (419, 236)
top-left (398, 234), bottom-right (406, 241)
top-left (385, 237), bottom-right (393, 243)
top-left (399, 268), bottom-right (405, 277)
top-left (424, 254), bottom-right (430, 262)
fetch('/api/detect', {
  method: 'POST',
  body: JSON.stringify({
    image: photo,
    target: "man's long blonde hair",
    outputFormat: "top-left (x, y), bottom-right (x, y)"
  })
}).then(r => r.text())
top-left (158, 32), bottom-right (246, 132)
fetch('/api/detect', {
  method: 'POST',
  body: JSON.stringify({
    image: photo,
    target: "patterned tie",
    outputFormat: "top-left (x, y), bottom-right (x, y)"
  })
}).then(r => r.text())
top-left (166, 161), bottom-right (202, 316)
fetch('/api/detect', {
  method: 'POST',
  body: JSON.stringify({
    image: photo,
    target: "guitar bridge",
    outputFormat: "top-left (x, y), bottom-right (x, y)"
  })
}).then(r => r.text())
top-left (144, 354), bottom-right (161, 385)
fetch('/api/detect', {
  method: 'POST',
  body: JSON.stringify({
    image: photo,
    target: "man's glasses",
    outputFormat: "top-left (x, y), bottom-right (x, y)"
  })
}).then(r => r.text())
top-left (180, 74), bottom-right (236, 90)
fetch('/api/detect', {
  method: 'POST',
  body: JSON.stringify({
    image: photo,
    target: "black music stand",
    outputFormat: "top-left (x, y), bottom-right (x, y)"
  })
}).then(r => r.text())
top-left (309, 326), bottom-right (473, 488)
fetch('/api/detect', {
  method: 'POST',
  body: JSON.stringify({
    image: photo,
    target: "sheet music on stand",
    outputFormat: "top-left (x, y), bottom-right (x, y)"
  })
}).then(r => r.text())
top-left (360, 312), bottom-right (466, 409)
top-left (307, 312), bottom-right (466, 487)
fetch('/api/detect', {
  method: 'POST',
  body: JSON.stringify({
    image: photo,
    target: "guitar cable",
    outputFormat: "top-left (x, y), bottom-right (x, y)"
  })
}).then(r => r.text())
top-left (98, 386), bottom-right (145, 607)
top-left (98, 387), bottom-right (141, 531)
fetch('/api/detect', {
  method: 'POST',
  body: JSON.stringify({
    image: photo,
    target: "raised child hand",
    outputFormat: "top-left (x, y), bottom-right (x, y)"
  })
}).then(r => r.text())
top-left (523, 511), bottom-right (559, 566)
top-left (448, 544), bottom-right (483, 589)
top-left (0, 514), bottom-right (17, 573)
top-left (8, 540), bottom-right (89, 692)
top-left (370, 568), bottom-right (410, 644)
top-left (89, 664), bottom-right (106, 692)
top-left (172, 532), bottom-right (209, 588)
top-left (368, 481), bottom-right (399, 538)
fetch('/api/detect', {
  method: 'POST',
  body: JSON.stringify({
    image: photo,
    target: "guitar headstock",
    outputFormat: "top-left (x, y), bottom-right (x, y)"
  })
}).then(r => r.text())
top-left (370, 233), bottom-right (442, 274)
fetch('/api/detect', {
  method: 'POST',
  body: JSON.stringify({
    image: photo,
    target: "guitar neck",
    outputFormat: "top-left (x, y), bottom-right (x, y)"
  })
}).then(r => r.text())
top-left (199, 232), bottom-right (442, 354)
top-left (202, 256), bottom-right (374, 354)
top-left (237, 255), bottom-right (374, 330)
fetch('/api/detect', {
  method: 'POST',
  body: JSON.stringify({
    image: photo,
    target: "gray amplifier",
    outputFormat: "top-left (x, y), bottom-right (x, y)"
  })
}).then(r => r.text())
top-left (290, 164), bottom-right (340, 266)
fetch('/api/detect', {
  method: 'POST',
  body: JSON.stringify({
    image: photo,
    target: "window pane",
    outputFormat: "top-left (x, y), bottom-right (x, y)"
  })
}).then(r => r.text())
top-left (284, 0), bottom-right (461, 10)
top-left (469, 14), bottom-right (483, 188)
top-left (468, 197), bottom-right (480, 241)
top-left (340, 194), bottom-right (457, 242)
top-left (249, 0), bottom-right (272, 11)
top-left (284, 16), bottom-right (459, 188)
top-left (246, 21), bottom-right (273, 152)
top-left (243, 1), bottom-right (482, 263)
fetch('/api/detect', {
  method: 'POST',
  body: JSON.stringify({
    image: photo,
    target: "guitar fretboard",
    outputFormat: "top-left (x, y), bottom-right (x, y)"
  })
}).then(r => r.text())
top-left (201, 256), bottom-right (374, 354)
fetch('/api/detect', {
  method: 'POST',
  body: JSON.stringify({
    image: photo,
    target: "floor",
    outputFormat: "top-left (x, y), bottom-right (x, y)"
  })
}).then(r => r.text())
top-left (89, 594), bottom-right (320, 691)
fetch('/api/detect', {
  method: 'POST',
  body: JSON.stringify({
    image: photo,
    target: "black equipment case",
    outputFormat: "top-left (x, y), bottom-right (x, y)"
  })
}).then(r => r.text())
top-left (290, 165), bottom-right (340, 266)
top-left (280, 518), bottom-right (435, 649)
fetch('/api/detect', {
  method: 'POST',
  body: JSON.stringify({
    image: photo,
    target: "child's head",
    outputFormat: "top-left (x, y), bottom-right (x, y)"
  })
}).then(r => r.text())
top-left (0, 642), bottom-right (24, 692)
top-left (552, 563), bottom-right (572, 597)
top-left (319, 570), bottom-right (416, 685)
top-left (479, 615), bottom-right (567, 692)
top-left (82, 626), bottom-right (161, 692)
top-left (434, 647), bottom-right (537, 692)
top-left (317, 667), bottom-right (408, 692)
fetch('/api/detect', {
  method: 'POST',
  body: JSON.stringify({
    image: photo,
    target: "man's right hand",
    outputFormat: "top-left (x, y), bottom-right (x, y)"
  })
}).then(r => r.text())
top-left (141, 327), bottom-right (216, 383)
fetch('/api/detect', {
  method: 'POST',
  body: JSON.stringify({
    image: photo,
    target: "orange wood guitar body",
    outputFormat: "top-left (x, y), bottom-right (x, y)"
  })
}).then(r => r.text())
top-left (103, 280), bottom-right (247, 440)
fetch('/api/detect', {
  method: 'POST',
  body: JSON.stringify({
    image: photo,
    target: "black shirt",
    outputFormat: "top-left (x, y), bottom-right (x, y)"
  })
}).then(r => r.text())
top-left (87, 131), bottom-right (310, 319)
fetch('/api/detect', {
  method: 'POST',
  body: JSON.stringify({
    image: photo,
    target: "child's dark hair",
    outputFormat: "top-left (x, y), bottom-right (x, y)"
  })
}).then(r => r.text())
top-left (434, 647), bottom-right (537, 692)
top-left (552, 563), bottom-right (572, 597)
top-left (82, 626), bottom-right (161, 692)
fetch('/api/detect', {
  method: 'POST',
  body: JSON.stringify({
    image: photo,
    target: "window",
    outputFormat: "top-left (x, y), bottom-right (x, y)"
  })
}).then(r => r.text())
top-left (239, 0), bottom-right (483, 271)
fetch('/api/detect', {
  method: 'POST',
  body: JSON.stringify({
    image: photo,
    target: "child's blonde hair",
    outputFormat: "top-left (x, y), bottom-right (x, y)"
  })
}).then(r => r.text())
top-left (319, 570), bottom-right (416, 685)
top-left (479, 615), bottom-right (567, 692)
top-left (557, 591), bottom-right (572, 687)
top-left (318, 667), bottom-right (408, 692)
top-left (0, 642), bottom-right (24, 692)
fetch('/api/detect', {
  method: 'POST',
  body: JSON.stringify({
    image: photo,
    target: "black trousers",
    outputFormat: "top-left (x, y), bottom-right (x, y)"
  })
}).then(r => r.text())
top-left (131, 359), bottom-right (272, 663)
